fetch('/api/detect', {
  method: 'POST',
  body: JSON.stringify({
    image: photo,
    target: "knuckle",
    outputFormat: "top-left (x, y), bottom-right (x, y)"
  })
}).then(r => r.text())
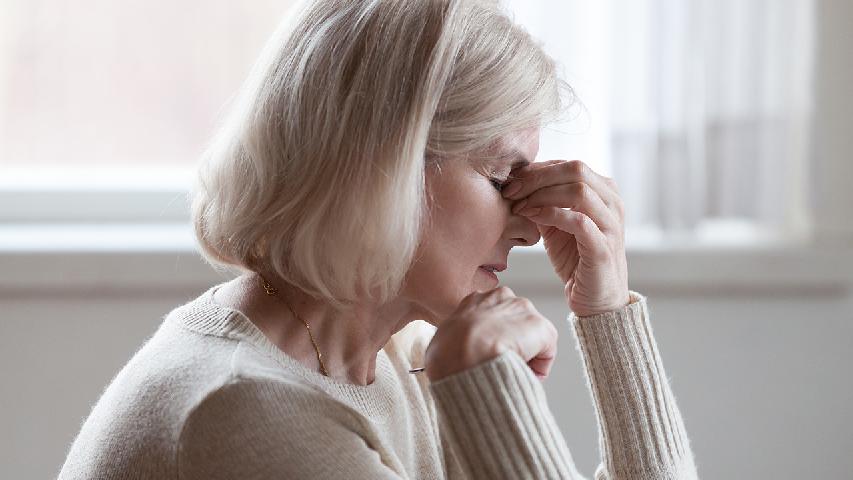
top-left (568, 160), bottom-right (586, 176)
top-left (615, 198), bottom-right (626, 218)
top-left (549, 321), bottom-right (559, 339)
top-left (514, 297), bottom-right (534, 310)
top-left (497, 285), bottom-right (515, 297)
top-left (577, 182), bottom-right (592, 199)
top-left (572, 212), bottom-right (590, 230)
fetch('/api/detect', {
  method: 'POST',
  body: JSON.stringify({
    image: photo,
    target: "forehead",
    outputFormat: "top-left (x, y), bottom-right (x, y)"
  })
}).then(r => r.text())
top-left (475, 133), bottom-right (536, 170)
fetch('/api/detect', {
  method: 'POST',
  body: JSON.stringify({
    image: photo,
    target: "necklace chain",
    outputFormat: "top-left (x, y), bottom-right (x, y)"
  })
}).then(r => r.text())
top-left (256, 273), bottom-right (427, 377)
top-left (258, 274), bottom-right (330, 377)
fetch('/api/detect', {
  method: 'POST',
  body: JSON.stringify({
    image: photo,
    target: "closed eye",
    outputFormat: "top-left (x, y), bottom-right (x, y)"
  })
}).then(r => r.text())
top-left (489, 177), bottom-right (506, 191)
top-left (489, 171), bottom-right (519, 192)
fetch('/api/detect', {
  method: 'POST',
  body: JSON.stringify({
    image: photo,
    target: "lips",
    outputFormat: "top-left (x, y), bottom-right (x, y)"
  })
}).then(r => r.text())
top-left (479, 264), bottom-right (507, 273)
top-left (478, 267), bottom-right (499, 282)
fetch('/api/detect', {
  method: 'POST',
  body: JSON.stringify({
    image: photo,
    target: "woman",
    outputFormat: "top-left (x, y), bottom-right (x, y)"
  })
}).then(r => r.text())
top-left (59, 0), bottom-right (698, 478)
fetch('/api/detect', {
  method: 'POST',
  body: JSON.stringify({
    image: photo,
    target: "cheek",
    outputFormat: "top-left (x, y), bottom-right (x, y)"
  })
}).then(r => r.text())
top-left (408, 167), bottom-right (508, 313)
top-left (456, 189), bottom-right (507, 245)
top-left (404, 197), bottom-right (505, 310)
top-left (432, 188), bottom-right (504, 261)
top-left (402, 254), bottom-right (486, 320)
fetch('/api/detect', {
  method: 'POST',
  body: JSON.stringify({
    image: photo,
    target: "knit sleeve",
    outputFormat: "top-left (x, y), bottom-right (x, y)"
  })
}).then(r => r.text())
top-left (177, 380), bottom-right (404, 479)
top-left (570, 290), bottom-right (699, 479)
top-left (427, 290), bottom-right (699, 480)
top-left (428, 348), bottom-right (586, 479)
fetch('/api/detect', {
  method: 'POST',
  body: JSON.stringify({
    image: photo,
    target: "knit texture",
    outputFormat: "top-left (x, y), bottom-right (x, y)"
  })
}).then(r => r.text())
top-left (57, 284), bottom-right (698, 479)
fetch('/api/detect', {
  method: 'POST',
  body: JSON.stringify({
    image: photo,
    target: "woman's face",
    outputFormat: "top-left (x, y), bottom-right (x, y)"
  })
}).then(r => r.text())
top-left (403, 127), bottom-right (542, 323)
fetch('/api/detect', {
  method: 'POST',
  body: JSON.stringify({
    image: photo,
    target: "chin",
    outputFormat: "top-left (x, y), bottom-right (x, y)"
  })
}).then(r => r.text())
top-left (433, 288), bottom-right (473, 322)
top-left (409, 280), bottom-right (485, 324)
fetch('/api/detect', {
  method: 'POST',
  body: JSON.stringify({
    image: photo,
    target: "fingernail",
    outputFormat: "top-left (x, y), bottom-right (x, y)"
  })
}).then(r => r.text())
top-left (512, 198), bottom-right (528, 214)
top-left (503, 181), bottom-right (522, 197)
top-left (518, 206), bottom-right (541, 216)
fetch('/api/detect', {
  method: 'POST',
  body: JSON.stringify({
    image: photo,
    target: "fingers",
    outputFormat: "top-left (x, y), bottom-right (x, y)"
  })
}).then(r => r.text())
top-left (484, 285), bottom-right (516, 305)
top-left (511, 182), bottom-right (621, 234)
top-left (503, 160), bottom-right (624, 222)
top-left (514, 314), bottom-right (558, 379)
top-left (496, 285), bottom-right (515, 298)
top-left (521, 207), bottom-right (611, 263)
top-left (435, 288), bottom-right (558, 381)
top-left (518, 159), bottom-right (565, 172)
top-left (528, 339), bottom-right (558, 379)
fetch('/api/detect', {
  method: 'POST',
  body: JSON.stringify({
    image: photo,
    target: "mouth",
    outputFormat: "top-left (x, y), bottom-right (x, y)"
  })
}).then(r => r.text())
top-left (479, 264), bottom-right (507, 273)
top-left (478, 264), bottom-right (506, 283)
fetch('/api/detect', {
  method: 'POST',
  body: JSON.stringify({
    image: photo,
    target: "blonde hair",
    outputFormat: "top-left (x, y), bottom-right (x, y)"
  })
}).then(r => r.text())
top-left (191, 0), bottom-right (572, 312)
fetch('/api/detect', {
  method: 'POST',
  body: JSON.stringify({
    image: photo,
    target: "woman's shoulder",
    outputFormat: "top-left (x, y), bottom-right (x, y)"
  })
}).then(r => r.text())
top-left (58, 288), bottom-right (251, 477)
top-left (60, 344), bottom-right (336, 479)
top-left (81, 293), bottom-right (248, 422)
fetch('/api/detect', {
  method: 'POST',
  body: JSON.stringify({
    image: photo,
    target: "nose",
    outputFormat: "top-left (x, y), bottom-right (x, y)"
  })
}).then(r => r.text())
top-left (507, 210), bottom-right (541, 246)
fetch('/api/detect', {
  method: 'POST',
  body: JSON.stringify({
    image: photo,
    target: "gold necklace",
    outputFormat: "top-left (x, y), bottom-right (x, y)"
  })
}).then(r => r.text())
top-left (258, 274), bottom-right (330, 377)
top-left (257, 274), bottom-right (427, 377)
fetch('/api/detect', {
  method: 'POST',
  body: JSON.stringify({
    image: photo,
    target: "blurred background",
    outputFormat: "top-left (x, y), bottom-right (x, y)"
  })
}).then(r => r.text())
top-left (1, 0), bottom-right (851, 478)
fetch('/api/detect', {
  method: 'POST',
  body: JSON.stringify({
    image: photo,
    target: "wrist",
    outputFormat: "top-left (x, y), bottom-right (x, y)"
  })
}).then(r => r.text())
top-left (569, 291), bottom-right (632, 317)
top-left (425, 337), bottom-right (506, 382)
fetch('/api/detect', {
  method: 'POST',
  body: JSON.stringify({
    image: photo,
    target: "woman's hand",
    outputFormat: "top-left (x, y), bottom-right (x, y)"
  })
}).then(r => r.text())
top-left (424, 286), bottom-right (558, 382)
top-left (501, 160), bottom-right (630, 317)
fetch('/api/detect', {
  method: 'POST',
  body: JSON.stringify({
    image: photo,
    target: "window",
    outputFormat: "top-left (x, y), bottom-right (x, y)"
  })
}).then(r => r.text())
top-left (507, 0), bottom-right (815, 247)
top-left (0, 0), bottom-right (300, 223)
top-left (1, 0), bottom-right (817, 248)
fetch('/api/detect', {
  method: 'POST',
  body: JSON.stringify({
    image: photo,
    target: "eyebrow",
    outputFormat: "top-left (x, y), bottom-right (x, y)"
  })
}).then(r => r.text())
top-left (501, 147), bottom-right (532, 169)
top-left (478, 145), bottom-right (533, 172)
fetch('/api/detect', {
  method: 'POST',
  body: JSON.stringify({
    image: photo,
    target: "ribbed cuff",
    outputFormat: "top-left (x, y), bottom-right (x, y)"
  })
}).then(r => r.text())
top-left (428, 349), bottom-right (581, 480)
top-left (570, 290), bottom-right (699, 479)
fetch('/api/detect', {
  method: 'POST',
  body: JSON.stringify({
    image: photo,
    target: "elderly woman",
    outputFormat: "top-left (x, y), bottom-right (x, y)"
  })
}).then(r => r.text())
top-left (59, 1), bottom-right (698, 479)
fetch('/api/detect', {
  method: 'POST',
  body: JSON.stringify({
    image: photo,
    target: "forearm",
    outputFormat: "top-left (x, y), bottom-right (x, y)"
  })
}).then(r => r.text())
top-left (570, 290), bottom-right (699, 479)
top-left (428, 349), bottom-right (585, 480)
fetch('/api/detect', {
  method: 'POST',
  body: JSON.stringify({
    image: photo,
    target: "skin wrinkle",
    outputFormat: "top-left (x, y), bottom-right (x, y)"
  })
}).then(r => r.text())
top-left (212, 127), bottom-right (542, 386)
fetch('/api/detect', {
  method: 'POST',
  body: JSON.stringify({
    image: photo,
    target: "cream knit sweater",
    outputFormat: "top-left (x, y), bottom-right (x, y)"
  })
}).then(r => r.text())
top-left (57, 284), bottom-right (699, 479)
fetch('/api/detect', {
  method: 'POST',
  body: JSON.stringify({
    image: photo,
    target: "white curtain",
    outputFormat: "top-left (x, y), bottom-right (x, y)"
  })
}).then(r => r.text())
top-left (507, 0), bottom-right (814, 244)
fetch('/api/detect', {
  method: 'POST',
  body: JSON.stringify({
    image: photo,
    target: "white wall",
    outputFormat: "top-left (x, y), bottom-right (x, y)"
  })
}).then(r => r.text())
top-left (1, 247), bottom-right (852, 479)
top-left (812, 0), bottom-right (853, 246)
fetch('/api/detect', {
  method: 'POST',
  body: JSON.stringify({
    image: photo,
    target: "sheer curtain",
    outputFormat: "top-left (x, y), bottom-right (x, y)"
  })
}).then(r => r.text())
top-left (507, 0), bottom-right (815, 246)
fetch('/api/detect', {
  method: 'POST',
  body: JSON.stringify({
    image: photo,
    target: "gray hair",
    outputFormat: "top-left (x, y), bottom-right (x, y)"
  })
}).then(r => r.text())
top-left (191, 0), bottom-right (572, 311)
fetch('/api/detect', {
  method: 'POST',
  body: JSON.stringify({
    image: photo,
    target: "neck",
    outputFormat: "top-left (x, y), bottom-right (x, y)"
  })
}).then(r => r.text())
top-left (246, 272), bottom-right (428, 386)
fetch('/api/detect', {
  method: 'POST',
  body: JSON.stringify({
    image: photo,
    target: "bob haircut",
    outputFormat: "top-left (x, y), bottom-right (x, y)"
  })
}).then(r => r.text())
top-left (191, 0), bottom-right (572, 312)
